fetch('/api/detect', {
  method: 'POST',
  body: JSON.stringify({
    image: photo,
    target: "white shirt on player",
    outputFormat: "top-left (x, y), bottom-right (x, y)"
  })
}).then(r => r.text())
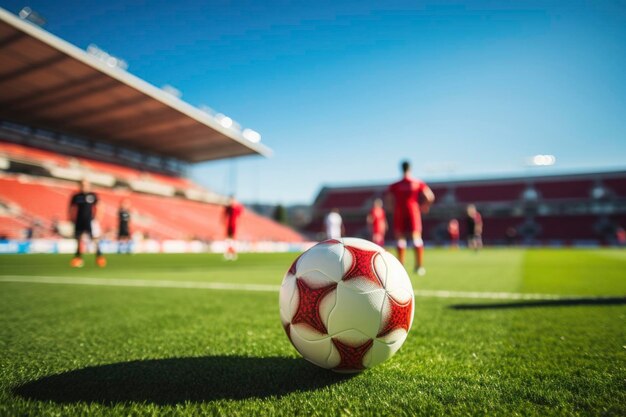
top-left (325, 211), bottom-right (343, 239)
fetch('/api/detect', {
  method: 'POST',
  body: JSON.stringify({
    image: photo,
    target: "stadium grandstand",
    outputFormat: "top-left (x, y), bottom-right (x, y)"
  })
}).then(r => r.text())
top-left (308, 170), bottom-right (626, 246)
top-left (0, 7), bottom-right (303, 252)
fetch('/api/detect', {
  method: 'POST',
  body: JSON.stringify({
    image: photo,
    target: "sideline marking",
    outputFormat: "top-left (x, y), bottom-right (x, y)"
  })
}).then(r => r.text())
top-left (0, 275), bottom-right (622, 301)
top-left (0, 275), bottom-right (279, 292)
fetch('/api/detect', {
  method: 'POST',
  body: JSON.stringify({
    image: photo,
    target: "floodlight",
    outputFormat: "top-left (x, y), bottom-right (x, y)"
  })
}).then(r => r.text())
top-left (215, 114), bottom-right (233, 129)
top-left (86, 44), bottom-right (128, 70)
top-left (528, 154), bottom-right (556, 166)
top-left (18, 7), bottom-right (46, 26)
top-left (243, 128), bottom-right (261, 143)
top-left (161, 84), bottom-right (182, 98)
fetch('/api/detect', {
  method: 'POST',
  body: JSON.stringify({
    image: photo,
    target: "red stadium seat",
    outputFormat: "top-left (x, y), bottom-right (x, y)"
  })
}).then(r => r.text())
top-left (454, 183), bottom-right (525, 202)
top-left (0, 176), bottom-right (74, 224)
top-left (1, 141), bottom-right (195, 193)
top-left (0, 175), bottom-right (303, 242)
top-left (535, 215), bottom-right (598, 240)
top-left (534, 180), bottom-right (593, 200)
top-left (0, 215), bottom-right (28, 239)
top-left (477, 217), bottom-right (521, 241)
top-left (0, 141), bottom-right (70, 167)
top-left (78, 159), bottom-right (141, 182)
top-left (318, 190), bottom-right (376, 210)
top-left (604, 178), bottom-right (626, 197)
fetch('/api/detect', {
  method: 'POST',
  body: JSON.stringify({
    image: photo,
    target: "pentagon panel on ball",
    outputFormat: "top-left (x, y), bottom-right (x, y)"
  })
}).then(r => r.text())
top-left (279, 237), bottom-right (414, 373)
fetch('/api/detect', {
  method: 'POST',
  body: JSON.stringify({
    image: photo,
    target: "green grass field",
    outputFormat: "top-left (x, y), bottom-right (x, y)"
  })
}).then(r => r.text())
top-left (1, 248), bottom-right (625, 416)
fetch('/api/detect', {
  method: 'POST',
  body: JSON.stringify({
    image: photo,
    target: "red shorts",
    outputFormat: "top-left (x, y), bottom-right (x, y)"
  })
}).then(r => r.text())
top-left (393, 212), bottom-right (422, 235)
top-left (227, 225), bottom-right (237, 238)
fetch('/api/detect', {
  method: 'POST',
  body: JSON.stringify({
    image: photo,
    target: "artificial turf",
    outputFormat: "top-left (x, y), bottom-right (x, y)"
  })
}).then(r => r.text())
top-left (0, 249), bottom-right (625, 416)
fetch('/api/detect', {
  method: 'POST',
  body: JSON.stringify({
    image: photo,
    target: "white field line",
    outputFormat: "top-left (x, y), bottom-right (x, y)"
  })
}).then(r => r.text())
top-left (0, 275), bottom-right (279, 292)
top-left (0, 275), bottom-right (622, 301)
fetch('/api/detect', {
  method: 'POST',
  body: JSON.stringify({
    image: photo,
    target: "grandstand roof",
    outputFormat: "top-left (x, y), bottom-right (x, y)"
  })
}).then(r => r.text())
top-left (0, 8), bottom-right (272, 163)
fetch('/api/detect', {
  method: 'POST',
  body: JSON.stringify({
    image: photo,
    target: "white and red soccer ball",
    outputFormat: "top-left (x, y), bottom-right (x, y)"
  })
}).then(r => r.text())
top-left (279, 237), bottom-right (414, 372)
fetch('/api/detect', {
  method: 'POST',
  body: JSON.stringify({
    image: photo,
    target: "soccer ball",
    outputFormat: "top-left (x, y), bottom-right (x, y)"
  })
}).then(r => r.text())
top-left (279, 237), bottom-right (414, 372)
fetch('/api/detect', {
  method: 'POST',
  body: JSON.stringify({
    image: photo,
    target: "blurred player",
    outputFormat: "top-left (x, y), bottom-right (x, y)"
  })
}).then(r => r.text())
top-left (466, 204), bottom-right (483, 251)
top-left (505, 226), bottom-right (517, 246)
top-left (69, 179), bottom-right (105, 268)
top-left (616, 226), bottom-right (625, 247)
top-left (367, 198), bottom-right (387, 247)
top-left (223, 196), bottom-right (243, 260)
top-left (51, 217), bottom-right (60, 237)
top-left (324, 208), bottom-right (344, 240)
top-left (117, 198), bottom-right (132, 254)
top-left (387, 161), bottom-right (435, 275)
top-left (448, 218), bottom-right (460, 249)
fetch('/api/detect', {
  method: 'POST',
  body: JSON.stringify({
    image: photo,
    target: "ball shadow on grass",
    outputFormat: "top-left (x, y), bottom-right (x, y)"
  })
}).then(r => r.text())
top-left (449, 296), bottom-right (626, 310)
top-left (13, 356), bottom-right (354, 405)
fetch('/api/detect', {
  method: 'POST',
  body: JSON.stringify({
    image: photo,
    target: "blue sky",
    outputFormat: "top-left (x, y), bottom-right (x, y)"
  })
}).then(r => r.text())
top-left (2, 1), bottom-right (625, 204)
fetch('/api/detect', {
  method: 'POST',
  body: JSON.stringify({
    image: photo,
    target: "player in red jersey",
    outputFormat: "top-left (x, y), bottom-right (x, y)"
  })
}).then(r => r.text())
top-left (223, 195), bottom-right (243, 260)
top-left (617, 227), bottom-right (626, 246)
top-left (367, 198), bottom-right (387, 247)
top-left (387, 161), bottom-right (435, 275)
top-left (448, 218), bottom-right (460, 249)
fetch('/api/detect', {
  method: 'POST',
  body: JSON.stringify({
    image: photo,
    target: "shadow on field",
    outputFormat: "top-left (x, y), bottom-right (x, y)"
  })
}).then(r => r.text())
top-left (13, 356), bottom-right (353, 405)
top-left (449, 296), bottom-right (626, 310)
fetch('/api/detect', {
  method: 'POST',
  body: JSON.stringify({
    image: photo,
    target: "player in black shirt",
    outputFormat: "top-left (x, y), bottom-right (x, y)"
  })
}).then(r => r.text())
top-left (466, 204), bottom-right (483, 251)
top-left (117, 198), bottom-right (132, 254)
top-left (69, 179), bottom-right (106, 267)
